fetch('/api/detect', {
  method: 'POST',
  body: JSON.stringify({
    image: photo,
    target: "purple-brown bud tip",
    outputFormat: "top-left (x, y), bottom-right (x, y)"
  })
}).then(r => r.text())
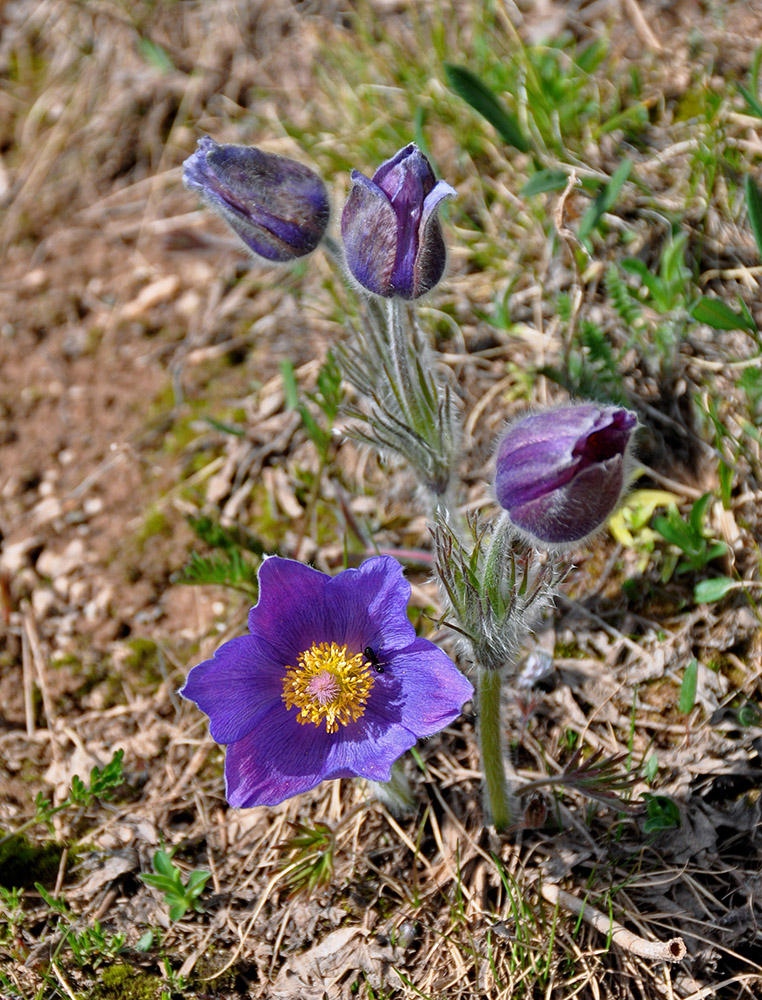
top-left (494, 403), bottom-right (638, 547)
top-left (341, 143), bottom-right (456, 299)
top-left (183, 137), bottom-right (330, 262)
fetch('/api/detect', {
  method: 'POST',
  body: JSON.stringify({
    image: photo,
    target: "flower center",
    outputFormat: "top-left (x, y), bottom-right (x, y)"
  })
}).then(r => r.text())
top-left (282, 642), bottom-right (375, 734)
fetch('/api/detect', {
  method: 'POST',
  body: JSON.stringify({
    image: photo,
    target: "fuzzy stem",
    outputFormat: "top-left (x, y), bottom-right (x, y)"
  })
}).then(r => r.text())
top-left (386, 297), bottom-right (420, 427)
top-left (478, 665), bottom-right (513, 831)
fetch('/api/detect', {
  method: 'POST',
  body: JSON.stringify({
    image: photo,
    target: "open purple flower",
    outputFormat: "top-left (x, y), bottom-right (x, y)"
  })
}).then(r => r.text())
top-left (341, 143), bottom-right (456, 299)
top-left (180, 556), bottom-right (473, 807)
top-left (183, 136), bottom-right (330, 262)
top-left (494, 403), bottom-right (638, 546)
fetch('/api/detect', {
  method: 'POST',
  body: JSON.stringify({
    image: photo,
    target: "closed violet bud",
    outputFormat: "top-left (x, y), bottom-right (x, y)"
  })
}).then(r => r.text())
top-left (494, 403), bottom-right (638, 547)
top-left (182, 136), bottom-right (330, 262)
top-left (341, 143), bottom-right (456, 299)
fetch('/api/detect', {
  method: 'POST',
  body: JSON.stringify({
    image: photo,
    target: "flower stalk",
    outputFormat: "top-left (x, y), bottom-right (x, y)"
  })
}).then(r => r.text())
top-left (478, 666), bottom-right (513, 830)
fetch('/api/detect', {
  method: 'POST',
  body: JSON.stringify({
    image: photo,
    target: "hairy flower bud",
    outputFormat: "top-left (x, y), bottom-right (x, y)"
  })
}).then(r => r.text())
top-left (494, 404), bottom-right (638, 547)
top-left (183, 136), bottom-right (330, 262)
top-left (341, 143), bottom-right (456, 299)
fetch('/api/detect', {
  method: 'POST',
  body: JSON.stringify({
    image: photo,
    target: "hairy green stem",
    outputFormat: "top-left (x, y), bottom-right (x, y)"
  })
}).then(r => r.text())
top-left (478, 665), bottom-right (513, 831)
top-left (386, 298), bottom-right (420, 428)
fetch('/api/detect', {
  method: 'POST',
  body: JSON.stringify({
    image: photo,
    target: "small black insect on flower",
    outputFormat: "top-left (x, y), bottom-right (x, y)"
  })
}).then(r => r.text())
top-left (364, 646), bottom-right (385, 674)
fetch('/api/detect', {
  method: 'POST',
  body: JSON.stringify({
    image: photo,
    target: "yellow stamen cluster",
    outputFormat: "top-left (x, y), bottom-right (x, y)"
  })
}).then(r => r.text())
top-left (282, 642), bottom-right (375, 734)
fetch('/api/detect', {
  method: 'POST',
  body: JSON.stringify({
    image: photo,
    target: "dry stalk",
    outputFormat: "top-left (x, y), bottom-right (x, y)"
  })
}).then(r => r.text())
top-left (540, 883), bottom-right (687, 963)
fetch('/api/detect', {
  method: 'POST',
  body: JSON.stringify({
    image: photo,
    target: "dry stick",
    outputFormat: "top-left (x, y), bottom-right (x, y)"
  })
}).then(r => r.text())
top-left (21, 624), bottom-right (35, 738)
top-left (540, 883), bottom-right (687, 963)
top-left (552, 170), bottom-right (588, 377)
top-left (23, 603), bottom-right (62, 762)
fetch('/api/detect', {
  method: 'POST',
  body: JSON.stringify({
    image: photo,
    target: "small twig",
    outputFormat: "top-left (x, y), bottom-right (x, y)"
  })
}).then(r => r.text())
top-left (623, 0), bottom-right (665, 53)
top-left (553, 170), bottom-right (588, 377)
top-left (23, 603), bottom-right (62, 762)
top-left (50, 963), bottom-right (78, 1000)
top-left (21, 624), bottom-right (35, 738)
top-left (540, 883), bottom-right (686, 962)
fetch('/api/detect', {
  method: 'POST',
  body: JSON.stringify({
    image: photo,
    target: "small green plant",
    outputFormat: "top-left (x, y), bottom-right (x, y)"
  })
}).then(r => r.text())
top-left (174, 514), bottom-right (263, 595)
top-left (0, 886), bottom-right (24, 959)
top-left (607, 231), bottom-right (693, 377)
top-left (281, 350), bottom-right (343, 465)
top-left (0, 749), bottom-right (124, 846)
top-left (278, 821), bottom-right (337, 895)
top-left (139, 848), bottom-right (210, 922)
top-left (33, 883), bottom-right (125, 970)
top-left (652, 493), bottom-right (727, 581)
top-left (608, 487), bottom-right (682, 573)
top-left (69, 919), bottom-right (126, 969)
top-left (519, 748), bottom-right (639, 812)
top-left (642, 753), bottom-right (659, 784)
top-left (678, 658), bottom-right (699, 715)
top-left (641, 793), bottom-right (681, 834)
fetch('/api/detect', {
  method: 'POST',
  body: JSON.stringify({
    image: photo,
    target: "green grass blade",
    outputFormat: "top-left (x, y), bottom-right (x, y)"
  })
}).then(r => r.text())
top-left (745, 174), bottom-right (762, 262)
top-left (443, 63), bottom-right (531, 152)
top-left (678, 659), bottom-right (698, 715)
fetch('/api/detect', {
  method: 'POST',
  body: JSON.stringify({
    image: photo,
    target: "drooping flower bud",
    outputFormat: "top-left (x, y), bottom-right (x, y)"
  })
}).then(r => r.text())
top-left (494, 404), bottom-right (638, 547)
top-left (182, 136), bottom-right (330, 262)
top-left (341, 143), bottom-right (456, 299)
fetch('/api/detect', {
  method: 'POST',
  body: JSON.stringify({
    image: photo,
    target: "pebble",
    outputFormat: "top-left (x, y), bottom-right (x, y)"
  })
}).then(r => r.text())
top-left (0, 536), bottom-right (42, 573)
top-left (32, 587), bottom-right (57, 619)
top-left (36, 538), bottom-right (87, 578)
top-left (31, 496), bottom-right (63, 525)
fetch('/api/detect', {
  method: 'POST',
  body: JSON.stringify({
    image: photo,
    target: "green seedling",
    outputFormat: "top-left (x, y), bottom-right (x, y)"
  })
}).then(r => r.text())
top-left (139, 849), bottom-right (210, 922)
top-left (174, 514), bottom-right (263, 596)
top-left (0, 750), bottom-right (124, 846)
top-left (279, 821), bottom-right (336, 896)
top-left (678, 658), bottom-right (698, 715)
top-left (652, 493), bottom-right (727, 581)
top-left (607, 232), bottom-right (694, 378)
top-left (281, 350), bottom-right (343, 465)
top-left (641, 793), bottom-right (681, 834)
top-left (444, 62), bottom-right (530, 151)
top-left (33, 883), bottom-right (125, 970)
top-left (642, 753), bottom-right (659, 784)
top-left (608, 488), bottom-right (681, 573)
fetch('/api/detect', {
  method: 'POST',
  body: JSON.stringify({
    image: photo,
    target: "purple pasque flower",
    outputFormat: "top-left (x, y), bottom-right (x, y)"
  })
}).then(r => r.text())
top-left (180, 555), bottom-right (473, 807)
top-left (494, 403), bottom-right (638, 547)
top-left (183, 136), bottom-right (330, 262)
top-left (341, 143), bottom-right (456, 299)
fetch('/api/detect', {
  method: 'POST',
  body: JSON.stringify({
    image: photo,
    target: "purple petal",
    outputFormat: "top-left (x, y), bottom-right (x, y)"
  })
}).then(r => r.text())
top-left (410, 181), bottom-right (456, 298)
top-left (179, 634), bottom-right (285, 745)
top-left (341, 172), bottom-right (397, 297)
top-left (325, 555), bottom-right (416, 651)
top-left (247, 557), bottom-right (331, 660)
top-left (509, 455), bottom-right (626, 543)
top-left (374, 637), bottom-right (473, 735)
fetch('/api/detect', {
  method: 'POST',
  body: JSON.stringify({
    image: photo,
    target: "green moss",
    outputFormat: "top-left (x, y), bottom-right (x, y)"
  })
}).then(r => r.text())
top-left (0, 833), bottom-right (68, 889)
top-left (553, 639), bottom-right (585, 659)
top-left (192, 955), bottom-right (237, 991)
top-left (124, 638), bottom-right (162, 686)
top-left (92, 963), bottom-right (161, 1000)
top-left (136, 507), bottom-right (171, 547)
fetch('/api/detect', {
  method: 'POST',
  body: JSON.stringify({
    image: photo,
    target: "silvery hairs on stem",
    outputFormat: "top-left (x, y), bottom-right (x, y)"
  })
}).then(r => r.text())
top-left (336, 296), bottom-right (460, 500)
top-left (432, 512), bottom-right (566, 675)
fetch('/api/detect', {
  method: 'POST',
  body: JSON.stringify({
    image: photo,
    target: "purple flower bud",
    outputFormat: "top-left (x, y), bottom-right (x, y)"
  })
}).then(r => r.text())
top-left (183, 137), bottom-right (330, 262)
top-left (494, 404), bottom-right (638, 547)
top-left (341, 143), bottom-right (456, 299)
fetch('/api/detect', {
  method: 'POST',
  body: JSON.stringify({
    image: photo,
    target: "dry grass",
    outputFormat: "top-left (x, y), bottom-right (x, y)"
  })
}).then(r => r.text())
top-left (1, 1), bottom-right (762, 998)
